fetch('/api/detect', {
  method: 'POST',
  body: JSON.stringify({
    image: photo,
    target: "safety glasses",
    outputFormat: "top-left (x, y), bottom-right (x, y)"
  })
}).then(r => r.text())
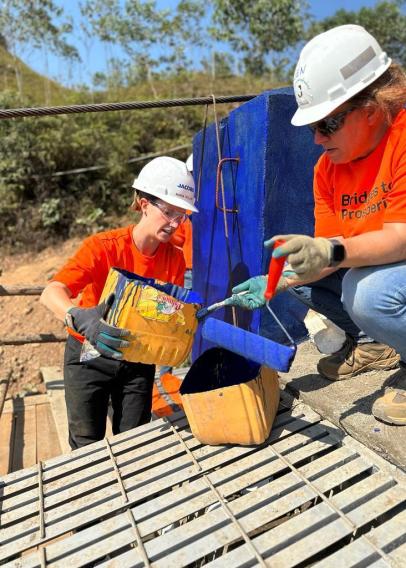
top-left (308, 106), bottom-right (356, 137)
top-left (150, 200), bottom-right (187, 224)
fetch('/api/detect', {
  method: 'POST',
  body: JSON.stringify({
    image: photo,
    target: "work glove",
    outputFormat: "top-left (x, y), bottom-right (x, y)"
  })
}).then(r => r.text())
top-left (67, 293), bottom-right (130, 359)
top-left (265, 234), bottom-right (332, 281)
top-left (224, 274), bottom-right (289, 311)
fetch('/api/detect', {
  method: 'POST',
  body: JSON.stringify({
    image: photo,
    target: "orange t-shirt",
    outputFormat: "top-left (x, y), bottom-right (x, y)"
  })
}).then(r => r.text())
top-left (314, 109), bottom-right (406, 238)
top-left (170, 217), bottom-right (193, 269)
top-left (52, 225), bottom-right (186, 341)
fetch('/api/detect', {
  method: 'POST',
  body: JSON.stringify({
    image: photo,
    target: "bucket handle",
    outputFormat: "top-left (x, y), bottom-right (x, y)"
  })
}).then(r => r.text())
top-left (215, 157), bottom-right (239, 213)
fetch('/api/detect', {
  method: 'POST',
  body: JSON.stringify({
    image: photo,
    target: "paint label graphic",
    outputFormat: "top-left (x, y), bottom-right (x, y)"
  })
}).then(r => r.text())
top-left (136, 287), bottom-right (185, 324)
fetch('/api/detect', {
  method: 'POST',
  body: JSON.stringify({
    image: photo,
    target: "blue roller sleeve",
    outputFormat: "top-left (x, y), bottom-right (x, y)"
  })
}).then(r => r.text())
top-left (201, 318), bottom-right (296, 373)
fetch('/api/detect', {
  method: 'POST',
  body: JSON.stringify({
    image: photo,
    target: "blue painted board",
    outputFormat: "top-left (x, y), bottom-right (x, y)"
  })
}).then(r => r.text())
top-left (192, 88), bottom-right (322, 361)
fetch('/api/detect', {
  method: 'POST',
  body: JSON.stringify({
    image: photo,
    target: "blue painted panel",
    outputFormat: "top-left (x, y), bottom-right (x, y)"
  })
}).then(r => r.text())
top-left (260, 88), bottom-right (322, 344)
top-left (192, 88), bottom-right (323, 360)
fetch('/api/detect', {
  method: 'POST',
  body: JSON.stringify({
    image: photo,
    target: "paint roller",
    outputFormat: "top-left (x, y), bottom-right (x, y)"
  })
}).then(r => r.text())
top-left (198, 240), bottom-right (297, 372)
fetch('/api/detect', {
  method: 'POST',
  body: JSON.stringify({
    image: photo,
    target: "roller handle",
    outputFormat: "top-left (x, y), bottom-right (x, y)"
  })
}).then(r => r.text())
top-left (264, 239), bottom-right (286, 300)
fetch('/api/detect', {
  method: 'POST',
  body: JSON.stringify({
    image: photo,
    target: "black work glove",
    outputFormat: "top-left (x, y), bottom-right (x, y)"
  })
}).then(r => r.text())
top-left (67, 294), bottom-right (130, 359)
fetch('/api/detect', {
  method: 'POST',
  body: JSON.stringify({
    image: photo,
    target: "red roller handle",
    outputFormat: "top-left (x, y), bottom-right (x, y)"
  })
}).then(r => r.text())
top-left (264, 239), bottom-right (286, 300)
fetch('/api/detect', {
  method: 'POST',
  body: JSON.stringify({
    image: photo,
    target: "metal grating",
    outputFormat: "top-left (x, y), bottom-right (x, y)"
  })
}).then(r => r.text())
top-left (0, 395), bottom-right (405, 567)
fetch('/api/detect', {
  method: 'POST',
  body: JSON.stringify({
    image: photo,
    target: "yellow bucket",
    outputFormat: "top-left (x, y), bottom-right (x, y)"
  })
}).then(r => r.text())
top-left (180, 348), bottom-right (280, 446)
top-left (100, 267), bottom-right (202, 365)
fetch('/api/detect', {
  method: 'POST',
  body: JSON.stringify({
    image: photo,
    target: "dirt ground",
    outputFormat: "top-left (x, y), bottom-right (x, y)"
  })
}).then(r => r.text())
top-left (0, 238), bottom-right (82, 399)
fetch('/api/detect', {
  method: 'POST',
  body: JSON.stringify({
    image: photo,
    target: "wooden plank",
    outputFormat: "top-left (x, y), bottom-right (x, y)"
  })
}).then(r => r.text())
top-left (2, 395), bottom-right (49, 413)
top-left (36, 403), bottom-right (61, 463)
top-left (0, 333), bottom-right (66, 346)
top-left (0, 284), bottom-right (44, 296)
top-left (45, 390), bottom-right (70, 454)
top-left (106, 403), bottom-right (113, 437)
top-left (21, 405), bottom-right (37, 469)
top-left (41, 367), bottom-right (70, 455)
top-left (0, 410), bottom-right (14, 475)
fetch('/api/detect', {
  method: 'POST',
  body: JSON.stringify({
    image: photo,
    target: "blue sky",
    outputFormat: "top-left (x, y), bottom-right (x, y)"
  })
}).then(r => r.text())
top-left (23, 0), bottom-right (381, 87)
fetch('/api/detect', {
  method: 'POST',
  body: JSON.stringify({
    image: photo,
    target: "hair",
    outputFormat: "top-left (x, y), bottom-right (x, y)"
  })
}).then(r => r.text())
top-left (350, 63), bottom-right (406, 123)
top-left (130, 190), bottom-right (156, 212)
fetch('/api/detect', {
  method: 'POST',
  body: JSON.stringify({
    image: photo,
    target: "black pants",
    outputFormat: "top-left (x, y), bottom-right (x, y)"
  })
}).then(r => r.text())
top-left (64, 336), bottom-right (155, 449)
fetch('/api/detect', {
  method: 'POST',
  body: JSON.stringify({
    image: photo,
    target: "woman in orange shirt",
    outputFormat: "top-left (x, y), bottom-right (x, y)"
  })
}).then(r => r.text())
top-left (40, 157), bottom-right (198, 448)
top-left (228, 25), bottom-right (406, 425)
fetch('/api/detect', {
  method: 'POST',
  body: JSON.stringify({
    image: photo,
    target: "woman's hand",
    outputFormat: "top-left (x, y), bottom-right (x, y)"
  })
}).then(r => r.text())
top-left (265, 234), bottom-right (333, 280)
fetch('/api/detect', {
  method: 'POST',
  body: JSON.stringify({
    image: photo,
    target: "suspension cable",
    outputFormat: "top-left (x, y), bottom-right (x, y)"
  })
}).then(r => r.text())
top-left (0, 94), bottom-right (257, 121)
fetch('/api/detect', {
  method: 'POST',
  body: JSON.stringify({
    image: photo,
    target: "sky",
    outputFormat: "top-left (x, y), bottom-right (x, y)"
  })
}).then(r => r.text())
top-left (22, 0), bottom-right (381, 87)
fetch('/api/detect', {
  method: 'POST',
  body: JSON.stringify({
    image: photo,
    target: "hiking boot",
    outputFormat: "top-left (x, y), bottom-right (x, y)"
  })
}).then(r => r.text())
top-left (372, 366), bottom-right (406, 426)
top-left (317, 337), bottom-right (399, 381)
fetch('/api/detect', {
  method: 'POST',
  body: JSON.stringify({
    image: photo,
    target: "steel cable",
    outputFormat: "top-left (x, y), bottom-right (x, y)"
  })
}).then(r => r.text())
top-left (0, 94), bottom-right (257, 120)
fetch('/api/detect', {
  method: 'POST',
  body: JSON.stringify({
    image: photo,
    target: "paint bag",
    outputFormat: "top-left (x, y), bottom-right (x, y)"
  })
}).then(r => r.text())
top-left (99, 267), bottom-right (203, 365)
top-left (180, 347), bottom-right (280, 445)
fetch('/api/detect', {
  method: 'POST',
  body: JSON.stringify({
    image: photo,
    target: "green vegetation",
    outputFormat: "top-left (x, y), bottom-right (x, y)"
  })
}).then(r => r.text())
top-left (0, 46), bottom-right (274, 251)
top-left (0, 44), bottom-right (72, 104)
top-left (0, 0), bottom-right (404, 252)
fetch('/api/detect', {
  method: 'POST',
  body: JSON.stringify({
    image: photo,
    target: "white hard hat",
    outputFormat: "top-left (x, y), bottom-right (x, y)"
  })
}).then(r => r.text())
top-left (291, 24), bottom-right (391, 126)
top-left (132, 156), bottom-right (198, 212)
top-left (186, 153), bottom-right (193, 172)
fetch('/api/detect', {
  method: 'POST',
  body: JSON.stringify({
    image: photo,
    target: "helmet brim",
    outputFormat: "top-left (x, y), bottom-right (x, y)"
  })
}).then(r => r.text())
top-left (161, 194), bottom-right (199, 213)
top-left (132, 181), bottom-right (198, 212)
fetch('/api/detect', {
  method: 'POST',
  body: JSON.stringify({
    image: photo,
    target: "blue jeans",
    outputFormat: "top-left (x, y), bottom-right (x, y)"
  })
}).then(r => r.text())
top-left (289, 262), bottom-right (406, 361)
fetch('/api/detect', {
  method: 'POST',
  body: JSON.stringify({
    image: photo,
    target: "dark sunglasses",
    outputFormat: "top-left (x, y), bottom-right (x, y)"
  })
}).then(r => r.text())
top-left (308, 106), bottom-right (356, 136)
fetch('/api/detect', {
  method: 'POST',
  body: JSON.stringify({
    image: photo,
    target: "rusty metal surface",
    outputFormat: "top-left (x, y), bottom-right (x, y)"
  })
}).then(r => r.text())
top-left (0, 395), bottom-right (404, 567)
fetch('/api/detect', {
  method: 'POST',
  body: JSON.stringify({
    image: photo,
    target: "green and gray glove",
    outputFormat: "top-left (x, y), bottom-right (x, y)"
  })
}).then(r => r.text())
top-left (224, 274), bottom-right (289, 311)
top-left (265, 234), bottom-right (333, 281)
top-left (66, 293), bottom-right (130, 359)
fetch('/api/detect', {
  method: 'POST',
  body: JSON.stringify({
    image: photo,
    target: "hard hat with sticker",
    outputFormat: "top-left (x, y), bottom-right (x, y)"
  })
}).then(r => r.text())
top-left (291, 24), bottom-right (391, 126)
top-left (294, 78), bottom-right (313, 107)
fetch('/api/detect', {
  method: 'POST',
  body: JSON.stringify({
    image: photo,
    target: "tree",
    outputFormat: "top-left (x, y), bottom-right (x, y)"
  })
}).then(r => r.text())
top-left (81, 0), bottom-right (206, 95)
top-left (210, 0), bottom-right (311, 76)
top-left (201, 51), bottom-right (235, 79)
top-left (0, 0), bottom-right (79, 97)
top-left (308, 1), bottom-right (406, 67)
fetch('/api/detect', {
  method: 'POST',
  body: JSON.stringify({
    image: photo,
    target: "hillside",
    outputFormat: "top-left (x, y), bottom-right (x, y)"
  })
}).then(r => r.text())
top-left (0, 45), bottom-right (74, 104)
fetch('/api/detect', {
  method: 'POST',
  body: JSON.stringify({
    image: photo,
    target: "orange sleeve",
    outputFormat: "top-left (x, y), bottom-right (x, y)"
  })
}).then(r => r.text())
top-left (314, 157), bottom-right (341, 238)
top-left (51, 236), bottom-right (109, 299)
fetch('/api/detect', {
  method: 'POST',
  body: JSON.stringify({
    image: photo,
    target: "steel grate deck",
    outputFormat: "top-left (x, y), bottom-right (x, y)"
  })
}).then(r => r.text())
top-left (0, 394), bottom-right (405, 567)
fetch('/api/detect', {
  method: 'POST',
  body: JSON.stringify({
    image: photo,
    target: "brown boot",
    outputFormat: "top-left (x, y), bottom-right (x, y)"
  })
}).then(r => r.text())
top-left (317, 337), bottom-right (399, 381)
top-left (372, 367), bottom-right (406, 426)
